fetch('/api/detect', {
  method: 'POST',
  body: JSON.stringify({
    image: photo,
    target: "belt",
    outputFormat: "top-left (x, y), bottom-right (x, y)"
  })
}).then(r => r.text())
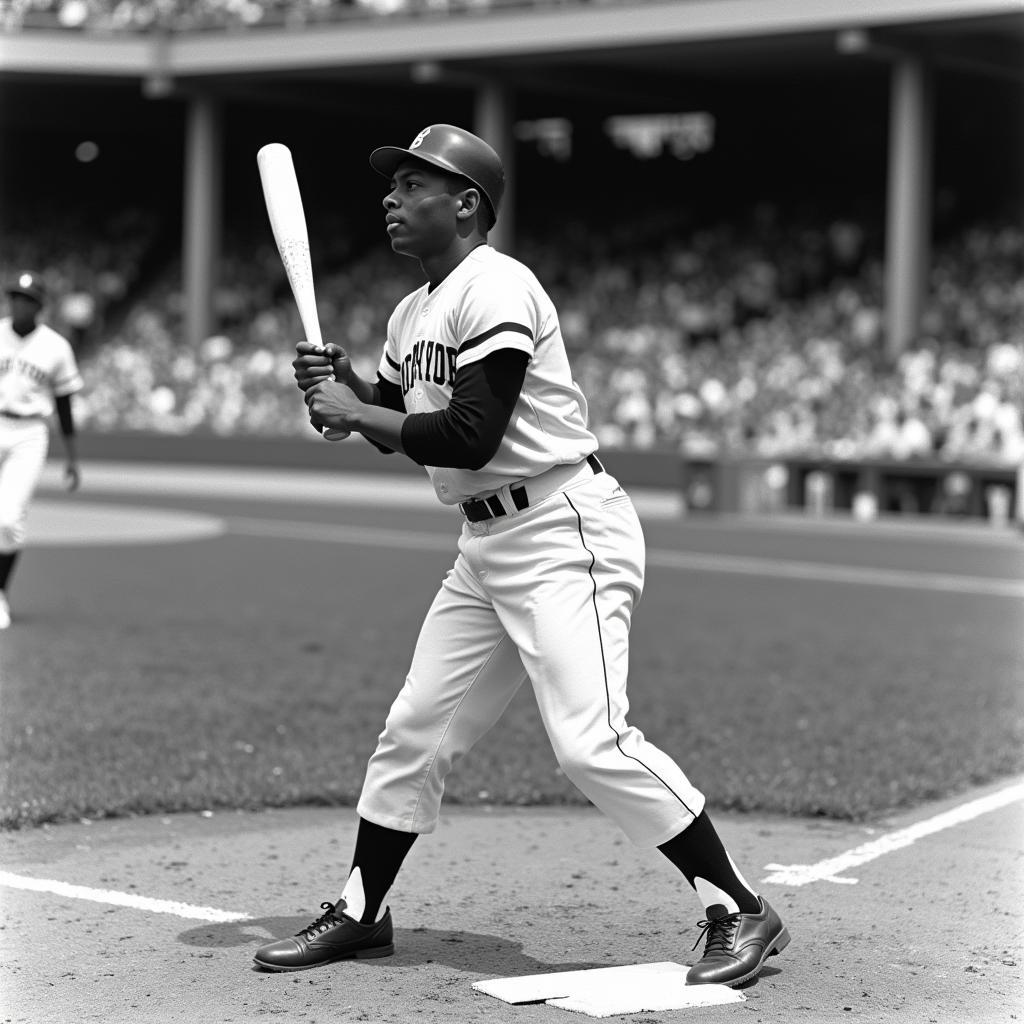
top-left (460, 453), bottom-right (604, 523)
top-left (0, 410), bottom-right (41, 420)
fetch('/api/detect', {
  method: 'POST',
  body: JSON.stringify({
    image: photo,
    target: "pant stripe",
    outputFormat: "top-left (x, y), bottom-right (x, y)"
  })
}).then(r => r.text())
top-left (563, 492), bottom-right (699, 818)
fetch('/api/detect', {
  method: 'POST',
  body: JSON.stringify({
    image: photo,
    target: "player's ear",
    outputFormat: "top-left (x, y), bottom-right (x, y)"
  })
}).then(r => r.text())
top-left (455, 187), bottom-right (482, 221)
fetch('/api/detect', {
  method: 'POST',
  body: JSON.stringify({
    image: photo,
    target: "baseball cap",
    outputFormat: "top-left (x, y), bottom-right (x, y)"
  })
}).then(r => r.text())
top-left (6, 271), bottom-right (46, 305)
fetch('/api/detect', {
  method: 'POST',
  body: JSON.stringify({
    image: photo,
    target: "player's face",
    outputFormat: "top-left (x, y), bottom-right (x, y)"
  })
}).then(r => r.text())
top-left (382, 161), bottom-right (463, 259)
top-left (8, 294), bottom-right (40, 331)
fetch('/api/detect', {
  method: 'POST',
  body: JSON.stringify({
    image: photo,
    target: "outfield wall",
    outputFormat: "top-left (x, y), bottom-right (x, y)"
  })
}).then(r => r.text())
top-left (71, 430), bottom-right (1019, 523)
top-left (71, 429), bottom-right (682, 488)
top-left (681, 455), bottom-right (1019, 523)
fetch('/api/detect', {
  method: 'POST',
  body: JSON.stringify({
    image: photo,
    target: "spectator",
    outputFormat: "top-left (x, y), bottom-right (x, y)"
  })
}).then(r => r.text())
top-left (5, 208), bottom-right (1019, 468)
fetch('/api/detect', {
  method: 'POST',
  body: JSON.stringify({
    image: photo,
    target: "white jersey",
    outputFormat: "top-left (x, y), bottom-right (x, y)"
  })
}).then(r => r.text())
top-left (0, 317), bottom-right (83, 418)
top-left (377, 245), bottom-right (597, 505)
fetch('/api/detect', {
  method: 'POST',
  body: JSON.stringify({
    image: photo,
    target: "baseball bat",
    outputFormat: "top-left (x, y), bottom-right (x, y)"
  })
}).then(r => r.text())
top-left (256, 142), bottom-right (349, 441)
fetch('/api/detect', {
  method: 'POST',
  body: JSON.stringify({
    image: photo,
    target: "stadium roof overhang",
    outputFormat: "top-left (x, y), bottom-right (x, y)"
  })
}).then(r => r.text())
top-left (2, 0), bottom-right (1018, 357)
top-left (0, 0), bottom-right (1021, 96)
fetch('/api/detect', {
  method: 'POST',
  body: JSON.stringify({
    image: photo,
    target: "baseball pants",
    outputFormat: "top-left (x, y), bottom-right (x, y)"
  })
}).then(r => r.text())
top-left (357, 469), bottom-right (706, 847)
top-left (0, 418), bottom-right (48, 552)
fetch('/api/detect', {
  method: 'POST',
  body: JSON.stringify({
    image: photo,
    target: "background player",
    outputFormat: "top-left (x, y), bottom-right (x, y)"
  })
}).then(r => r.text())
top-left (253, 125), bottom-right (790, 987)
top-left (0, 271), bottom-right (83, 629)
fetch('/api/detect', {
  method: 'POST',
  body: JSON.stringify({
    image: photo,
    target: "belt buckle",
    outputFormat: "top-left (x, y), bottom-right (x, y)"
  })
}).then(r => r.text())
top-left (460, 498), bottom-right (492, 523)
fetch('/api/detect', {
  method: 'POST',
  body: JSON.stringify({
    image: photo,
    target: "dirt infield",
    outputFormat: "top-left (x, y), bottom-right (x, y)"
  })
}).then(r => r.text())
top-left (1, 779), bottom-right (1022, 1024)
top-left (2, 462), bottom-right (1021, 1022)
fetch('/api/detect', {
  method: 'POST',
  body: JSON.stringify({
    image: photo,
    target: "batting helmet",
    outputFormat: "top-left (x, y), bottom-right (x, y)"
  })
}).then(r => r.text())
top-left (369, 124), bottom-right (505, 228)
top-left (6, 270), bottom-right (46, 306)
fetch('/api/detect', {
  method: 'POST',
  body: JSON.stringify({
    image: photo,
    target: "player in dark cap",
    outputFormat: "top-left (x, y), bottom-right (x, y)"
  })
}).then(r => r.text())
top-left (0, 271), bottom-right (83, 628)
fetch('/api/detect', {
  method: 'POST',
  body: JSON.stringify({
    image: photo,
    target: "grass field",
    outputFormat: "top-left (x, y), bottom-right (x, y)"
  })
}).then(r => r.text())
top-left (2, 476), bottom-right (1022, 830)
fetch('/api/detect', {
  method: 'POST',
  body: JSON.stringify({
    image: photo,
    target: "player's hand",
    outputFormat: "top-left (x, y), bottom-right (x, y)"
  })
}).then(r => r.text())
top-left (292, 341), bottom-right (351, 392)
top-left (305, 380), bottom-right (361, 433)
top-left (64, 462), bottom-right (81, 492)
top-left (321, 343), bottom-right (352, 386)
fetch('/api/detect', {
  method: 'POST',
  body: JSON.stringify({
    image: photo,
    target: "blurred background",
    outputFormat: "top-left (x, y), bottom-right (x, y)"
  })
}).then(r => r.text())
top-left (1, 0), bottom-right (1022, 523)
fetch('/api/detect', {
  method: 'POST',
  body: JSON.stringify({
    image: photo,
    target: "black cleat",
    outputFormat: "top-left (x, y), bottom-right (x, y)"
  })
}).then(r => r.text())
top-left (253, 899), bottom-right (394, 972)
top-left (686, 896), bottom-right (790, 987)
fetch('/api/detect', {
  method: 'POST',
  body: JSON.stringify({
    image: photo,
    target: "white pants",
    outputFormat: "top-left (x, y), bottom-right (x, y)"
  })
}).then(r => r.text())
top-left (0, 418), bottom-right (48, 553)
top-left (358, 468), bottom-right (705, 847)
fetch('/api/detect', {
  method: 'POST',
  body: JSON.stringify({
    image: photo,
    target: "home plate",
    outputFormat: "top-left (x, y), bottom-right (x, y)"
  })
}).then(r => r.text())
top-left (473, 962), bottom-right (744, 1017)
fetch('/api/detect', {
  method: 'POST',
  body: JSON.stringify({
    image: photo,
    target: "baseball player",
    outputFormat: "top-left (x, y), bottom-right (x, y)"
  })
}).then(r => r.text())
top-left (253, 125), bottom-right (789, 986)
top-left (0, 271), bottom-right (83, 629)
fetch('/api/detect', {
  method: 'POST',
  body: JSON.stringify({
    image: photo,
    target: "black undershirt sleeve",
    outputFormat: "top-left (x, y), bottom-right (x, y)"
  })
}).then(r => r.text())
top-left (401, 348), bottom-right (530, 470)
top-left (55, 394), bottom-right (75, 436)
top-left (375, 376), bottom-right (406, 413)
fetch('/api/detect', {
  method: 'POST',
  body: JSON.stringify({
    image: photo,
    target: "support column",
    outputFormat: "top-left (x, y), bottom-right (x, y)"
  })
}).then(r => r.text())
top-left (884, 55), bottom-right (933, 359)
top-left (474, 83), bottom-right (514, 255)
top-left (183, 94), bottom-right (223, 350)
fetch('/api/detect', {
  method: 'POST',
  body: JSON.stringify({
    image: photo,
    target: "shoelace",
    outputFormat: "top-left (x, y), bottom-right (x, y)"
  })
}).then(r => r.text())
top-left (691, 912), bottom-right (741, 955)
top-left (297, 900), bottom-right (343, 940)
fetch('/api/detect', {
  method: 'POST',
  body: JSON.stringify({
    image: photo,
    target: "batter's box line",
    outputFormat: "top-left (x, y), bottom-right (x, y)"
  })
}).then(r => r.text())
top-left (0, 870), bottom-right (251, 922)
top-left (761, 779), bottom-right (1024, 887)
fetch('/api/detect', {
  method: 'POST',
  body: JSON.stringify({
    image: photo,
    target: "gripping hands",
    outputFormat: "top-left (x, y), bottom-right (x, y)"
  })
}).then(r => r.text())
top-left (293, 341), bottom-right (356, 441)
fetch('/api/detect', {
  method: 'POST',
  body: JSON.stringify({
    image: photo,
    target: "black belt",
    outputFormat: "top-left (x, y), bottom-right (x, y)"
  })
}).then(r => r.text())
top-left (460, 454), bottom-right (604, 523)
top-left (0, 410), bottom-right (40, 420)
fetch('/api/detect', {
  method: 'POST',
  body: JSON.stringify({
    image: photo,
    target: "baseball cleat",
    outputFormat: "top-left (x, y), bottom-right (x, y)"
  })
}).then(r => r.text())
top-left (686, 895), bottom-right (790, 987)
top-left (252, 898), bottom-right (394, 972)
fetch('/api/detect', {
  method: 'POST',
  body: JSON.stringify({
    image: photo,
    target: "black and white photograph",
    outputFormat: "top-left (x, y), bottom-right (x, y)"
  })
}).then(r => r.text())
top-left (1, 1), bottom-right (1022, 1021)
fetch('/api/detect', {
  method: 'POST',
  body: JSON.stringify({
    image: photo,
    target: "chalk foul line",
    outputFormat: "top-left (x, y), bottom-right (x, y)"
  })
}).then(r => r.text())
top-left (0, 870), bottom-right (251, 922)
top-left (4, 781), bottom-right (1022, 917)
top-left (647, 550), bottom-right (1024, 598)
top-left (761, 779), bottom-right (1024, 886)
top-left (226, 516), bottom-right (1024, 598)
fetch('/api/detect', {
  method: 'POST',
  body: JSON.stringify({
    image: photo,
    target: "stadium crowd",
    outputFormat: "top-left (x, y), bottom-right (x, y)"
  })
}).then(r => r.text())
top-left (6, 3), bottom-right (1020, 471)
top-left (2, 0), bottom-right (578, 32)
top-left (30, 211), bottom-right (1022, 467)
top-left (0, 207), bottom-right (160, 349)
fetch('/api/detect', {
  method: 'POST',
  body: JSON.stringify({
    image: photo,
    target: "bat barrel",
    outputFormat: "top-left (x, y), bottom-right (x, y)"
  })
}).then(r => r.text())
top-left (258, 142), bottom-right (348, 440)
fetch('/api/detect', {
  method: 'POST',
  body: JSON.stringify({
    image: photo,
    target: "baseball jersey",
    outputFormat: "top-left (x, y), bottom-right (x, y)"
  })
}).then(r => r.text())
top-left (0, 317), bottom-right (84, 418)
top-left (377, 245), bottom-right (597, 505)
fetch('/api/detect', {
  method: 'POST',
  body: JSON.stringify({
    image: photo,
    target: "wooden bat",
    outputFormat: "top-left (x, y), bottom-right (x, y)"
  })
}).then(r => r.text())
top-left (256, 142), bottom-right (349, 441)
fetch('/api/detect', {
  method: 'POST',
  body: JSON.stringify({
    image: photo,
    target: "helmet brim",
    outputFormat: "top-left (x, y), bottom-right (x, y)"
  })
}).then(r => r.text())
top-left (369, 146), bottom-right (496, 226)
top-left (6, 288), bottom-right (44, 305)
top-left (370, 146), bottom-right (465, 184)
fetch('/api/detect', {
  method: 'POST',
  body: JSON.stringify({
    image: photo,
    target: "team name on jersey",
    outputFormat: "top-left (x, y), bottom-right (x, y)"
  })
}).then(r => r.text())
top-left (0, 356), bottom-right (47, 384)
top-left (400, 339), bottom-right (458, 397)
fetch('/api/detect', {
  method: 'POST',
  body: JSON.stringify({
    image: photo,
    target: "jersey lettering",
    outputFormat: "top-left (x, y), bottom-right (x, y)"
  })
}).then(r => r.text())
top-left (0, 356), bottom-right (48, 385)
top-left (401, 340), bottom-right (459, 396)
top-left (0, 318), bottom-right (83, 417)
top-left (379, 246), bottom-right (597, 504)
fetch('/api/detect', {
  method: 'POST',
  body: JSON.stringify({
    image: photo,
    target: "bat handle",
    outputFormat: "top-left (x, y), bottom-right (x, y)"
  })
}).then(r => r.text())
top-left (322, 372), bottom-right (351, 443)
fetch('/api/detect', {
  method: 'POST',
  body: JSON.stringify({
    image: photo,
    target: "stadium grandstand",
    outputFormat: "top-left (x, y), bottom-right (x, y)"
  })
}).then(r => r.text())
top-left (1, 0), bottom-right (1022, 517)
top-left (3, 0), bottom-right (575, 33)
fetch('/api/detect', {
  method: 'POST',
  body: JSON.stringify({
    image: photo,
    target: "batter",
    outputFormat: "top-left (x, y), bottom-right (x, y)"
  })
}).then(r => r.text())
top-left (253, 125), bottom-right (789, 986)
top-left (0, 272), bottom-right (82, 629)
